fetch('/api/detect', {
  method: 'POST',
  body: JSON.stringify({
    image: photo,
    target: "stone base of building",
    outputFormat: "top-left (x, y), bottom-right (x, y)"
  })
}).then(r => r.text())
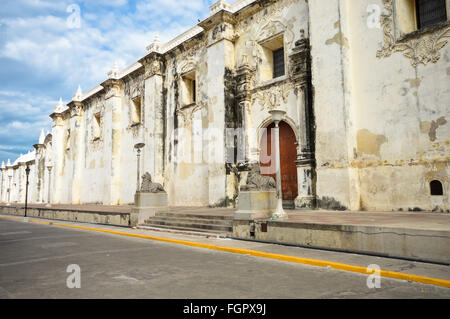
top-left (234, 191), bottom-right (277, 221)
top-left (131, 192), bottom-right (168, 226)
top-left (295, 196), bottom-right (317, 209)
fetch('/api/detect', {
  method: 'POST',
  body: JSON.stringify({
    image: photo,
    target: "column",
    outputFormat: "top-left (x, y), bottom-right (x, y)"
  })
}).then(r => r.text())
top-left (140, 54), bottom-right (165, 185)
top-left (0, 164), bottom-right (4, 203)
top-left (289, 37), bottom-right (317, 209)
top-left (102, 79), bottom-right (123, 205)
top-left (294, 83), bottom-right (316, 209)
top-left (199, 16), bottom-right (236, 206)
top-left (69, 102), bottom-right (85, 204)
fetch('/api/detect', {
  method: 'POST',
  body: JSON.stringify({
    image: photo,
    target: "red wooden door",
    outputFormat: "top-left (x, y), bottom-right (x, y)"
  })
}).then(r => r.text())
top-left (260, 121), bottom-right (298, 201)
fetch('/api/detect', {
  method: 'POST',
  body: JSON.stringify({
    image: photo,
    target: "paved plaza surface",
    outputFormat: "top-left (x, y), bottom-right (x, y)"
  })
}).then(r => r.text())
top-left (0, 216), bottom-right (449, 299)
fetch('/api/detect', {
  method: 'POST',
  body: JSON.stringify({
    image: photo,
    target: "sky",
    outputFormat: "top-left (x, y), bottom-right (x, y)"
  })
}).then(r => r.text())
top-left (0, 0), bottom-right (214, 165)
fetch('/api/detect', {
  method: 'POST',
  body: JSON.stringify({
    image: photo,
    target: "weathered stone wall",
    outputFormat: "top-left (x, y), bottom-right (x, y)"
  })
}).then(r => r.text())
top-left (310, 0), bottom-right (449, 211)
top-left (2, 0), bottom-right (448, 212)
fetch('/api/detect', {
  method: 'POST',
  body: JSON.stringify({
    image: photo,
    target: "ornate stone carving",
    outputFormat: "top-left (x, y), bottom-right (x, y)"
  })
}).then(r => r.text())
top-left (377, 0), bottom-right (450, 67)
top-left (289, 31), bottom-right (311, 84)
top-left (235, 0), bottom-right (296, 35)
top-left (241, 163), bottom-right (276, 191)
top-left (235, 64), bottom-right (255, 103)
top-left (176, 101), bottom-right (205, 127)
top-left (104, 80), bottom-right (123, 99)
top-left (144, 59), bottom-right (162, 78)
top-left (69, 102), bottom-right (84, 118)
top-left (257, 19), bottom-right (294, 46)
top-left (178, 59), bottom-right (197, 75)
top-left (140, 172), bottom-right (166, 193)
top-left (252, 81), bottom-right (292, 111)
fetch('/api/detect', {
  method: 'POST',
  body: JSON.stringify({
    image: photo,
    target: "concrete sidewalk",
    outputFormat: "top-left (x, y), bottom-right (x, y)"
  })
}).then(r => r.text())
top-left (1, 203), bottom-right (449, 263)
top-left (282, 210), bottom-right (450, 232)
top-left (234, 210), bottom-right (450, 264)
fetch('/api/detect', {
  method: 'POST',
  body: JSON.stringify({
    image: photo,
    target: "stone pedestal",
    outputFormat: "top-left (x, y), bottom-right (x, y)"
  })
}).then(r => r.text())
top-left (234, 191), bottom-right (277, 220)
top-left (295, 158), bottom-right (316, 209)
top-left (131, 192), bottom-right (168, 226)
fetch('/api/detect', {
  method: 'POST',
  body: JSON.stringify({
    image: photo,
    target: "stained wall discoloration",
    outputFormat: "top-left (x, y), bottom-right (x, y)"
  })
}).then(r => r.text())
top-left (356, 129), bottom-right (388, 157)
top-left (421, 117), bottom-right (447, 142)
top-left (325, 21), bottom-right (349, 48)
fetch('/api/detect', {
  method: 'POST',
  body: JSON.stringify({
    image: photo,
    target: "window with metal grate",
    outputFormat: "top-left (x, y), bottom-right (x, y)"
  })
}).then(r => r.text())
top-left (416, 0), bottom-right (447, 29)
top-left (273, 48), bottom-right (285, 79)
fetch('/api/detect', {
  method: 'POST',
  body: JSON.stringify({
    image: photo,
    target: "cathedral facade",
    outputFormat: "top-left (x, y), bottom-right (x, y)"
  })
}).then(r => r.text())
top-left (1, 0), bottom-right (449, 212)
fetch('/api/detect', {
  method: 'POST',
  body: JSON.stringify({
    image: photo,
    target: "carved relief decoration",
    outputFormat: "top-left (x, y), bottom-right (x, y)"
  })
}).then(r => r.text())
top-left (377, 0), bottom-right (450, 67)
top-left (104, 81), bottom-right (123, 99)
top-left (178, 59), bottom-right (197, 75)
top-left (69, 102), bottom-right (84, 118)
top-left (257, 19), bottom-right (294, 46)
top-left (176, 101), bottom-right (205, 127)
top-left (251, 81), bottom-right (293, 111)
top-left (144, 59), bottom-right (162, 78)
top-left (235, 0), bottom-right (296, 35)
top-left (124, 72), bottom-right (144, 99)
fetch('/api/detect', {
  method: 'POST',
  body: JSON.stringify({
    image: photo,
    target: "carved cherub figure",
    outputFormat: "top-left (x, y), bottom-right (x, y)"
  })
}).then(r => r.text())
top-left (140, 172), bottom-right (166, 193)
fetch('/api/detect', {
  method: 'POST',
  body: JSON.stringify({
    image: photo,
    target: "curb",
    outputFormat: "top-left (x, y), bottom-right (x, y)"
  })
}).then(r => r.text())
top-left (1, 215), bottom-right (449, 289)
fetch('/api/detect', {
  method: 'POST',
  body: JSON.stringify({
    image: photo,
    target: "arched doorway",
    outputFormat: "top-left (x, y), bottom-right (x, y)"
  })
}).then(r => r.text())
top-left (260, 121), bottom-right (298, 208)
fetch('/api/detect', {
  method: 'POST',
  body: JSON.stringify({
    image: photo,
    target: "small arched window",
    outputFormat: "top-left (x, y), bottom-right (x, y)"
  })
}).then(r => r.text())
top-left (430, 180), bottom-right (444, 196)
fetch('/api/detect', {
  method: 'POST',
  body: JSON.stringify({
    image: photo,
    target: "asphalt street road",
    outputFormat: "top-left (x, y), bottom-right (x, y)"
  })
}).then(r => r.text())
top-left (0, 218), bottom-right (449, 299)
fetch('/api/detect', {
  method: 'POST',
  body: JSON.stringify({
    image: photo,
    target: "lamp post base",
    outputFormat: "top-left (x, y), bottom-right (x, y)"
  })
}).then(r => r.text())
top-left (271, 199), bottom-right (288, 219)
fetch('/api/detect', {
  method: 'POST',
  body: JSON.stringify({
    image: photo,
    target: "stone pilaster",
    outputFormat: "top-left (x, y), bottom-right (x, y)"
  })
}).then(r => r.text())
top-left (200, 12), bottom-right (236, 207)
top-left (68, 101), bottom-right (85, 204)
top-left (102, 79), bottom-right (123, 205)
top-left (49, 112), bottom-right (66, 204)
top-left (0, 166), bottom-right (5, 203)
top-left (32, 143), bottom-right (45, 203)
top-left (235, 64), bottom-right (255, 164)
top-left (289, 36), bottom-right (317, 209)
top-left (140, 53), bottom-right (165, 185)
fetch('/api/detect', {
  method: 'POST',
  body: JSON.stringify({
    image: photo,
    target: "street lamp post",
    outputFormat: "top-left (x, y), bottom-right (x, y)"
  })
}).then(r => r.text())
top-left (269, 109), bottom-right (287, 219)
top-left (134, 143), bottom-right (145, 192)
top-left (46, 163), bottom-right (53, 207)
top-left (24, 164), bottom-right (31, 218)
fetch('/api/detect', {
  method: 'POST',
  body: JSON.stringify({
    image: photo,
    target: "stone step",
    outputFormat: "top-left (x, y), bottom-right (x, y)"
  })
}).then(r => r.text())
top-left (142, 218), bottom-right (233, 233)
top-left (146, 216), bottom-right (233, 226)
top-left (140, 223), bottom-right (230, 235)
top-left (154, 211), bottom-right (234, 221)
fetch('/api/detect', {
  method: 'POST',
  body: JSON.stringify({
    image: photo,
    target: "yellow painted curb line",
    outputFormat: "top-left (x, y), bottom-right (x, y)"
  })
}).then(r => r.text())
top-left (1, 215), bottom-right (450, 288)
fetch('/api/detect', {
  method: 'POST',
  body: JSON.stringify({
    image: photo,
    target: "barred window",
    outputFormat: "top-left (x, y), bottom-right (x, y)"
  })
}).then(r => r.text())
top-left (273, 48), bottom-right (285, 79)
top-left (416, 0), bottom-right (447, 29)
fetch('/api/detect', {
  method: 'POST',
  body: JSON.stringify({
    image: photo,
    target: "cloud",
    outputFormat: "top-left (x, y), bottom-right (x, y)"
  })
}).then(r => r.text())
top-left (0, 0), bottom-right (213, 164)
